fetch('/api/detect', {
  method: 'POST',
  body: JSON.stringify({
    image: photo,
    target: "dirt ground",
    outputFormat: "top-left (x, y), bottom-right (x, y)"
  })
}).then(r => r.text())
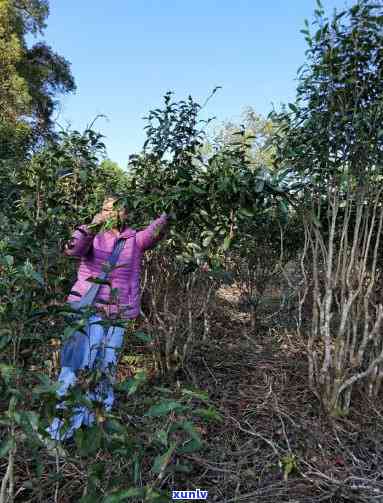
top-left (6, 284), bottom-right (383, 503)
top-left (162, 285), bottom-right (383, 503)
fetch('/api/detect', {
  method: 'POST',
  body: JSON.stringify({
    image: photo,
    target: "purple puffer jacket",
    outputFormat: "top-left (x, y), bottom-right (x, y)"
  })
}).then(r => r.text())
top-left (65, 214), bottom-right (168, 319)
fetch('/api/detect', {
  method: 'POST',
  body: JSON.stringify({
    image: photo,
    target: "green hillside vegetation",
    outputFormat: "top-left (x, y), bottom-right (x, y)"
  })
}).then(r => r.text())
top-left (1, 0), bottom-right (383, 501)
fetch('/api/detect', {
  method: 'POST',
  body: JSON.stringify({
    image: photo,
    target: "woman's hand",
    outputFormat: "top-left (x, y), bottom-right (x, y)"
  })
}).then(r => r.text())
top-left (91, 209), bottom-right (111, 226)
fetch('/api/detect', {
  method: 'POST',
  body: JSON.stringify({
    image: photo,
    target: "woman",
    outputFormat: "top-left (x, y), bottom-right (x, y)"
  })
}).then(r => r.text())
top-left (46, 195), bottom-right (169, 443)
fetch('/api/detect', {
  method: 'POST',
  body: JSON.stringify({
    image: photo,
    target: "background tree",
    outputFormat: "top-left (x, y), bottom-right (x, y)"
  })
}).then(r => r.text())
top-left (274, 0), bottom-right (383, 415)
top-left (0, 0), bottom-right (75, 153)
top-left (212, 106), bottom-right (277, 172)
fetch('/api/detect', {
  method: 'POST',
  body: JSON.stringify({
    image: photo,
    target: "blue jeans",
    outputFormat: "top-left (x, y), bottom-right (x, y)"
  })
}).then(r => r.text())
top-left (46, 314), bottom-right (125, 441)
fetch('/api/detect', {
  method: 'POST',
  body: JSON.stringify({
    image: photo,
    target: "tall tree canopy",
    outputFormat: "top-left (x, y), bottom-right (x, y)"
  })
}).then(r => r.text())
top-left (0, 0), bottom-right (75, 151)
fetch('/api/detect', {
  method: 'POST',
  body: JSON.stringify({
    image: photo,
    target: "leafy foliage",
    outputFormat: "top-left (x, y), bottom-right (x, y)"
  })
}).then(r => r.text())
top-left (272, 0), bottom-right (383, 414)
top-left (0, 2), bottom-right (315, 500)
top-left (0, 0), bottom-right (75, 145)
top-left (274, 0), bottom-right (383, 184)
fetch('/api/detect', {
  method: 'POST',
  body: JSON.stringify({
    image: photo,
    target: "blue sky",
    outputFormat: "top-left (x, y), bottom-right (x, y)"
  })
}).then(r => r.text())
top-left (40, 0), bottom-right (351, 168)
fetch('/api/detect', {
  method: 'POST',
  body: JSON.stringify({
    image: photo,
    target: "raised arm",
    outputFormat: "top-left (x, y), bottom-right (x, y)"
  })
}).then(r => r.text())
top-left (64, 225), bottom-right (95, 257)
top-left (136, 213), bottom-right (169, 251)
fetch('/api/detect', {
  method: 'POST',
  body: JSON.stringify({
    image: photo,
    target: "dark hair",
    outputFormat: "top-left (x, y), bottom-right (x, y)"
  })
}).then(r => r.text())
top-left (104, 191), bottom-right (121, 200)
top-left (103, 191), bottom-right (126, 209)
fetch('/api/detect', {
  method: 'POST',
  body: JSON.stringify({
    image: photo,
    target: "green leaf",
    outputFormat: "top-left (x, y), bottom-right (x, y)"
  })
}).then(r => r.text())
top-left (0, 335), bottom-right (11, 351)
top-left (0, 438), bottom-right (15, 458)
top-left (176, 438), bottom-right (202, 454)
top-left (190, 184), bottom-right (205, 195)
top-left (171, 420), bottom-right (202, 444)
top-left (254, 178), bottom-right (265, 192)
top-left (193, 406), bottom-right (224, 423)
top-left (116, 370), bottom-right (147, 396)
top-left (311, 214), bottom-right (322, 228)
top-left (202, 235), bottom-right (213, 247)
top-left (80, 496), bottom-right (97, 503)
top-left (79, 170), bottom-right (88, 183)
top-left (144, 401), bottom-right (184, 417)
top-left (132, 331), bottom-right (152, 344)
top-left (0, 364), bottom-right (16, 385)
top-left (153, 386), bottom-right (173, 394)
top-left (31, 271), bottom-right (44, 285)
top-left (86, 277), bottom-right (112, 286)
top-left (33, 381), bottom-right (61, 395)
top-left (19, 410), bottom-right (39, 434)
top-left (223, 236), bottom-right (232, 251)
top-left (239, 208), bottom-right (253, 218)
top-left (62, 325), bottom-right (78, 341)
top-left (278, 200), bottom-right (289, 220)
top-left (75, 425), bottom-right (101, 456)
top-left (102, 487), bottom-right (145, 502)
top-left (280, 454), bottom-right (297, 481)
top-left (132, 453), bottom-right (141, 485)
top-left (181, 388), bottom-right (209, 402)
top-left (105, 419), bottom-right (126, 435)
top-left (152, 442), bottom-right (177, 474)
top-left (155, 429), bottom-right (168, 447)
top-left (4, 255), bottom-right (14, 266)
top-left (187, 242), bottom-right (202, 252)
top-left (167, 462), bottom-right (193, 473)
